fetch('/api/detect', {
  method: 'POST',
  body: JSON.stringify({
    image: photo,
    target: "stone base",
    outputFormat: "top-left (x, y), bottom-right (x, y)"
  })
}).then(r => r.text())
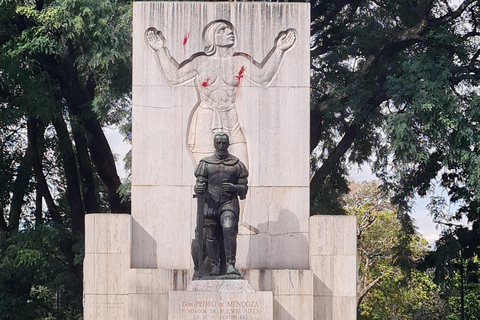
top-left (169, 280), bottom-right (272, 320)
top-left (187, 280), bottom-right (254, 292)
top-left (85, 215), bottom-right (357, 320)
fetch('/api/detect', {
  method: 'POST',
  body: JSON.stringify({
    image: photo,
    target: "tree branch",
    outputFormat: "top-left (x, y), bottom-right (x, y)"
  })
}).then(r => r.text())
top-left (357, 275), bottom-right (384, 307)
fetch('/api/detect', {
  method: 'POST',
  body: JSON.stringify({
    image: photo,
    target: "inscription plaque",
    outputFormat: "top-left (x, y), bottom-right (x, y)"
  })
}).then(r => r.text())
top-left (168, 291), bottom-right (272, 320)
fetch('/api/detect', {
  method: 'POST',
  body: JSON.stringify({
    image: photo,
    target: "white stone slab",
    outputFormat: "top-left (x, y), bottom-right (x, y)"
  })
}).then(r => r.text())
top-left (308, 215), bottom-right (357, 320)
top-left (311, 255), bottom-right (357, 297)
top-left (131, 186), bottom-right (193, 269)
top-left (131, 105), bottom-right (185, 187)
top-left (168, 290), bottom-right (273, 320)
top-left (309, 215), bottom-right (357, 256)
top-left (243, 269), bottom-right (313, 296)
top-left (313, 296), bottom-right (357, 320)
top-left (128, 293), bottom-right (168, 320)
top-left (84, 253), bottom-right (130, 295)
top-left (256, 87), bottom-right (310, 187)
top-left (128, 269), bottom-right (192, 294)
top-left (274, 295), bottom-right (314, 320)
top-left (242, 186), bottom-right (309, 234)
top-left (237, 232), bottom-right (309, 269)
top-left (85, 214), bottom-right (131, 254)
top-left (84, 294), bottom-right (128, 320)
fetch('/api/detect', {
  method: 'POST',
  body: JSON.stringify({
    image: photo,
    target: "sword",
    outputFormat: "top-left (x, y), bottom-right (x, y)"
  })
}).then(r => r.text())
top-left (193, 193), bottom-right (209, 277)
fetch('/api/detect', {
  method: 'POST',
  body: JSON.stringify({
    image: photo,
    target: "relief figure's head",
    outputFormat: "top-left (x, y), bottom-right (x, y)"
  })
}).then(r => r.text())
top-left (213, 132), bottom-right (230, 158)
top-left (203, 20), bottom-right (235, 55)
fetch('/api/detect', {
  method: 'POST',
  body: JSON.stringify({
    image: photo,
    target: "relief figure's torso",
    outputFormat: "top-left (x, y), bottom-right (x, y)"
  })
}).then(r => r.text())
top-left (194, 56), bottom-right (246, 109)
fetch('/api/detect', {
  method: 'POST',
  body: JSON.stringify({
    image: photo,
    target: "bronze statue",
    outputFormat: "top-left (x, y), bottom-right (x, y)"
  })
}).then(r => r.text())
top-left (192, 133), bottom-right (248, 279)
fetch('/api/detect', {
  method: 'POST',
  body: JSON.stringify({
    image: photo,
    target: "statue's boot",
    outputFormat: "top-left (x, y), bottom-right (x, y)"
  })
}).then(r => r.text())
top-left (206, 237), bottom-right (221, 276)
top-left (223, 228), bottom-right (240, 277)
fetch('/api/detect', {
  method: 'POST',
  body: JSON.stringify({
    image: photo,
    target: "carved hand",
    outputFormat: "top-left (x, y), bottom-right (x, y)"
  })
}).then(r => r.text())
top-left (145, 27), bottom-right (165, 51)
top-left (275, 29), bottom-right (296, 51)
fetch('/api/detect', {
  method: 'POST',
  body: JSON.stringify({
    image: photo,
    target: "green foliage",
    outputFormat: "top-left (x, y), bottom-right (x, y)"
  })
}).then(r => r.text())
top-left (0, 0), bottom-right (133, 317)
top-left (421, 228), bottom-right (480, 320)
top-left (0, 225), bottom-right (83, 319)
top-left (310, 1), bottom-right (480, 230)
top-left (346, 182), bottom-right (446, 320)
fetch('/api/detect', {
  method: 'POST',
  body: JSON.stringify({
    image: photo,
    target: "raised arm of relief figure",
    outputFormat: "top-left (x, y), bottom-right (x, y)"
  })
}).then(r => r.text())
top-left (145, 27), bottom-right (198, 85)
top-left (242, 29), bottom-right (297, 86)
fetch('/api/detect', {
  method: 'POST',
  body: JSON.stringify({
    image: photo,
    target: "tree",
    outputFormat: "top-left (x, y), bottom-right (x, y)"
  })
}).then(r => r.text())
top-left (309, 4), bottom-right (480, 306)
top-left (0, 0), bottom-right (132, 317)
top-left (345, 182), bottom-right (447, 320)
top-left (309, 0), bottom-right (480, 233)
top-left (421, 227), bottom-right (480, 320)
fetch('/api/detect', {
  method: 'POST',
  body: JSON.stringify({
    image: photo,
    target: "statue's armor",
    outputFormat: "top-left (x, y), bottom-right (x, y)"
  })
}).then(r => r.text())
top-left (195, 154), bottom-right (248, 220)
top-left (193, 152), bottom-right (248, 277)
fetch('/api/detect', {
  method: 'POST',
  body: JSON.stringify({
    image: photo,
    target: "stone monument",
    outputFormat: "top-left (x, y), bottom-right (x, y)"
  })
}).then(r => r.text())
top-left (84, 2), bottom-right (357, 319)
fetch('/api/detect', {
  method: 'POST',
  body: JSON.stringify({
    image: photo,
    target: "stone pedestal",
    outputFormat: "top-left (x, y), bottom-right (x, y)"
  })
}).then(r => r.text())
top-left (84, 214), bottom-right (357, 319)
top-left (169, 280), bottom-right (273, 320)
top-left (310, 215), bottom-right (357, 320)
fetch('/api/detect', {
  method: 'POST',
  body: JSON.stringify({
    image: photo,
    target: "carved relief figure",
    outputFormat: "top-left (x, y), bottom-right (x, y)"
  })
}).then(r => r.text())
top-left (145, 20), bottom-right (297, 168)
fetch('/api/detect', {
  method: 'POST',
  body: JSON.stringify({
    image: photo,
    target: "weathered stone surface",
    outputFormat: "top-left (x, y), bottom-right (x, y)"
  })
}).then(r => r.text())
top-left (187, 280), bottom-right (254, 292)
top-left (309, 215), bottom-right (357, 320)
top-left (84, 294), bottom-right (128, 320)
top-left (130, 186), bottom-right (194, 269)
top-left (128, 269), bottom-right (192, 294)
top-left (243, 270), bottom-right (314, 320)
top-left (85, 214), bottom-right (131, 254)
top-left (128, 293), bottom-right (168, 320)
top-left (309, 215), bottom-right (357, 256)
top-left (311, 255), bottom-right (357, 297)
top-left (84, 214), bottom-right (131, 297)
top-left (237, 231), bottom-right (309, 269)
top-left (313, 296), bottom-right (357, 320)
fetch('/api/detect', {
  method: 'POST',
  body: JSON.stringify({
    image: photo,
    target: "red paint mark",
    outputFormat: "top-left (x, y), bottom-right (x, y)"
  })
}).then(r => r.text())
top-left (202, 77), bottom-right (210, 87)
top-left (236, 66), bottom-right (245, 80)
top-left (183, 32), bottom-right (190, 46)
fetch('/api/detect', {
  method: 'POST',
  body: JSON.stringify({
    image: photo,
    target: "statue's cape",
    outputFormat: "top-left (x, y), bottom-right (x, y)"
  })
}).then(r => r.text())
top-left (200, 153), bottom-right (239, 166)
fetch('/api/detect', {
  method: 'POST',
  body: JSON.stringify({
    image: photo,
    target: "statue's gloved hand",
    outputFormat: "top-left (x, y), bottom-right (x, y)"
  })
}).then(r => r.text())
top-left (195, 181), bottom-right (207, 194)
top-left (221, 181), bottom-right (237, 196)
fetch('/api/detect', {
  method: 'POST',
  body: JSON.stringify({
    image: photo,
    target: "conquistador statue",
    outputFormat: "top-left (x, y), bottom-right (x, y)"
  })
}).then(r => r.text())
top-left (193, 133), bottom-right (248, 279)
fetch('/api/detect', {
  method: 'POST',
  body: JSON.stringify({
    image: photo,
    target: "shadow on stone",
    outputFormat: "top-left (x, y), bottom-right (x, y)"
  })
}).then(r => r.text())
top-left (131, 218), bottom-right (157, 268)
top-left (274, 299), bottom-right (295, 320)
top-left (313, 274), bottom-right (333, 319)
top-left (246, 209), bottom-right (308, 269)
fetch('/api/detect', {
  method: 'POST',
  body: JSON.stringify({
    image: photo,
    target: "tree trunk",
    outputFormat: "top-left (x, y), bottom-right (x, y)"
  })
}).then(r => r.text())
top-left (70, 115), bottom-right (100, 213)
top-left (9, 152), bottom-right (32, 230)
top-left (84, 116), bottom-right (131, 213)
top-left (35, 189), bottom-right (43, 225)
top-left (27, 117), bottom-right (63, 225)
top-left (460, 259), bottom-right (465, 320)
top-left (0, 212), bottom-right (8, 239)
top-left (37, 52), bottom-right (130, 214)
top-left (52, 114), bottom-right (85, 233)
